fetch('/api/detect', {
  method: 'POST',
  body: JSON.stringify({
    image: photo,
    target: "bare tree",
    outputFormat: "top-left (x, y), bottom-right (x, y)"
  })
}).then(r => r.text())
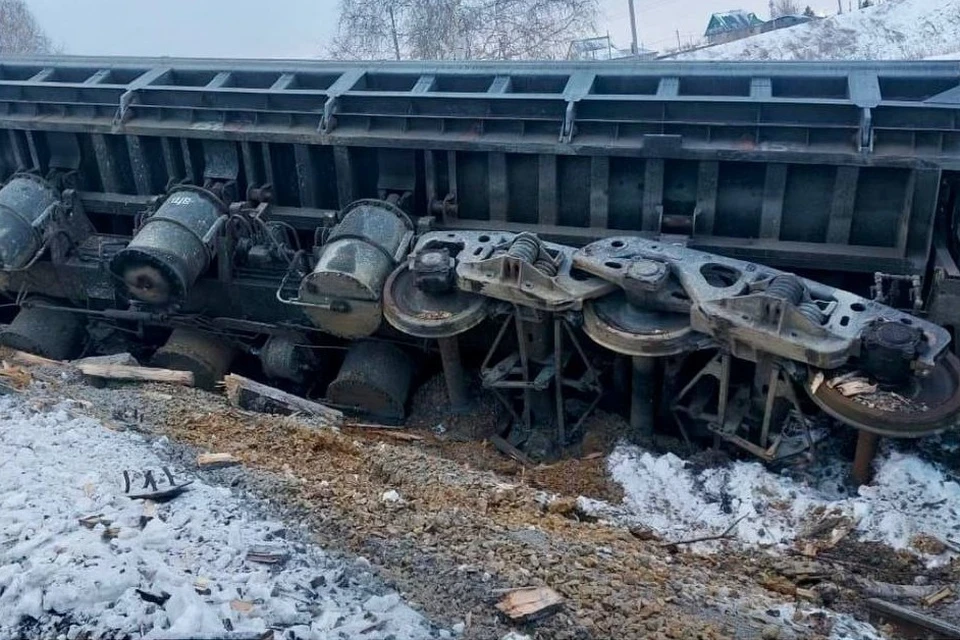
top-left (0, 0), bottom-right (52, 54)
top-left (771, 0), bottom-right (803, 17)
top-left (330, 0), bottom-right (598, 61)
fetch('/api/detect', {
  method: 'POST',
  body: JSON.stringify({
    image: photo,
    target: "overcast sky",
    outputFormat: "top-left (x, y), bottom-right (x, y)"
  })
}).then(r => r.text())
top-left (26, 0), bottom-right (841, 59)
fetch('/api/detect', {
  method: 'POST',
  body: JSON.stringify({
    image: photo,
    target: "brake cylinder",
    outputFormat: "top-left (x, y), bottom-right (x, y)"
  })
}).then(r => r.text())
top-left (0, 174), bottom-right (60, 270)
top-left (110, 186), bottom-right (226, 306)
top-left (299, 200), bottom-right (412, 338)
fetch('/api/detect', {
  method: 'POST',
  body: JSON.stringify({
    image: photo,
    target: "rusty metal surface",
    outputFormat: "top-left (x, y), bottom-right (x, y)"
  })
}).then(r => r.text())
top-left (807, 353), bottom-right (960, 438)
top-left (574, 236), bottom-right (951, 371)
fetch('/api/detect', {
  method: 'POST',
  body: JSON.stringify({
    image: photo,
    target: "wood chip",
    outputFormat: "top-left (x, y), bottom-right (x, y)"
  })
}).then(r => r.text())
top-left (79, 514), bottom-right (106, 529)
top-left (809, 371), bottom-right (825, 395)
top-left (922, 586), bottom-right (954, 607)
top-left (101, 527), bottom-right (121, 540)
top-left (350, 428), bottom-right (424, 441)
top-left (194, 577), bottom-right (212, 595)
top-left (827, 370), bottom-right (862, 389)
top-left (495, 586), bottom-right (564, 622)
top-left (197, 452), bottom-right (241, 469)
top-left (836, 380), bottom-right (878, 397)
top-left (0, 362), bottom-right (31, 389)
top-left (230, 599), bottom-right (255, 614)
top-left (796, 587), bottom-right (818, 602)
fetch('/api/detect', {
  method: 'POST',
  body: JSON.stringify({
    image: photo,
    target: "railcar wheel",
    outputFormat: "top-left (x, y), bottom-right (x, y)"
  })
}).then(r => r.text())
top-left (807, 352), bottom-right (960, 438)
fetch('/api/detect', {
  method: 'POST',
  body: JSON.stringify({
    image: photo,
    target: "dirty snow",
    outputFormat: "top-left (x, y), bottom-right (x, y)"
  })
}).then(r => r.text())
top-left (673, 0), bottom-right (960, 61)
top-left (0, 397), bottom-right (440, 640)
top-left (580, 443), bottom-right (960, 563)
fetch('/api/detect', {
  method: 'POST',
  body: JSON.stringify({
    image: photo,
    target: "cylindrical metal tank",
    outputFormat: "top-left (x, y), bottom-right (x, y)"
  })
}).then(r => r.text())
top-left (260, 333), bottom-right (318, 384)
top-left (0, 302), bottom-right (86, 360)
top-left (151, 328), bottom-right (235, 389)
top-left (0, 174), bottom-right (59, 270)
top-left (326, 340), bottom-right (414, 421)
top-left (110, 186), bottom-right (226, 306)
top-left (299, 200), bottom-right (412, 338)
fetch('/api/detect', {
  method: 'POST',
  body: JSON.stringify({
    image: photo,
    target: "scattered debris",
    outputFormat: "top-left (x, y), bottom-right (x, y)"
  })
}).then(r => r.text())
top-left (152, 633), bottom-right (272, 640)
top-left (495, 586), bottom-right (564, 622)
top-left (380, 489), bottom-right (402, 504)
top-left (489, 434), bottom-right (534, 467)
top-left (230, 599), bottom-right (255, 614)
top-left (836, 379), bottom-right (879, 397)
top-left (222, 374), bottom-right (342, 426)
top-left (246, 544), bottom-right (289, 565)
top-left (122, 467), bottom-right (194, 500)
top-left (197, 452), bottom-right (241, 469)
top-left (854, 578), bottom-right (942, 601)
top-left (0, 362), bottom-right (31, 389)
top-left (135, 588), bottom-right (171, 606)
top-left (78, 514), bottom-right (107, 529)
top-left (911, 533), bottom-right (948, 556)
top-left (865, 598), bottom-right (960, 638)
top-left (193, 577), bottom-right (212, 595)
top-left (101, 526), bottom-right (121, 540)
top-left (661, 515), bottom-right (748, 550)
top-left (348, 428), bottom-right (424, 442)
top-left (921, 586), bottom-right (954, 607)
top-left (78, 363), bottom-right (195, 386)
top-left (798, 515), bottom-right (856, 557)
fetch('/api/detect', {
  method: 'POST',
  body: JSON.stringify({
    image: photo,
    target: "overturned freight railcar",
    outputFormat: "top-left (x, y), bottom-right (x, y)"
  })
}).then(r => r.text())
top-left (0, 55), bottom-right (958, 466)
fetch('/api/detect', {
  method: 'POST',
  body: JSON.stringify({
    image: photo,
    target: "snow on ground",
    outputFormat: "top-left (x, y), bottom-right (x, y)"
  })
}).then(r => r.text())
top-left (673, 0), bottom-right (960, 61)
top-left (580, 443), bottom-right (960, 563)
top-left (0, 396), bottom-right (440, 640)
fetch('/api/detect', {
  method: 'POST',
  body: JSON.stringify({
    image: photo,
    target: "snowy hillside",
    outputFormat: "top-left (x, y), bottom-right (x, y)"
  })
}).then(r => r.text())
top-left (674, 0), bottom-right (960, 61)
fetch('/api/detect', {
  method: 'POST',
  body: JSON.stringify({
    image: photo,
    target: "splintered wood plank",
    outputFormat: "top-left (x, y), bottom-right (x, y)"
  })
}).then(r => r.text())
top-left (76, 363), bottom-right (194, 386)
top-left (222, 374), bottom-right (343, 426)
top-left (495, 586), bottom-right (564, 622)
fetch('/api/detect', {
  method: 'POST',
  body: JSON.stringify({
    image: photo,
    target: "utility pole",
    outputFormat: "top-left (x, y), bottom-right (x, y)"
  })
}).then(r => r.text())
top-left (628, 0), bottom-right (639, 56)
top-left (388, 4), bottom-right (401, 61)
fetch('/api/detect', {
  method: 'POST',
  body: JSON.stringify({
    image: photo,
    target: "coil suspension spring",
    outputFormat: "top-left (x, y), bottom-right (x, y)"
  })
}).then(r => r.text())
top-left (507, 234), bottom-right (541, 264)
top-left (767, 275), bottom-right (805, 304)
top-left (507, 233), bottom-right (558, 277)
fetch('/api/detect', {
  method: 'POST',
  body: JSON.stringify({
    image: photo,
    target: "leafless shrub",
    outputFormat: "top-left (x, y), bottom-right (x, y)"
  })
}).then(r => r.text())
top-left (330, 0), bottom-right (599, 60)
top-left (771, 0), bottom-right (803, 18)
top-left (0, 0), bottom-right (52, 55)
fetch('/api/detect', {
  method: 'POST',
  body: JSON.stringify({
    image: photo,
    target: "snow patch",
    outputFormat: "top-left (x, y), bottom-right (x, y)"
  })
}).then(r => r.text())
top-left (673, 0), bottom-right (960, 61)
top-left (0, 398), bottom-right (437, 640)
top-left (581, 444), bottom-right (960, 561)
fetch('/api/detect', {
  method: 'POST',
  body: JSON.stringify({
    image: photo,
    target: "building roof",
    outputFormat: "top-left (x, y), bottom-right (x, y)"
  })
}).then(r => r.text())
top-left (704, 10), bottom-right (764, 36)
